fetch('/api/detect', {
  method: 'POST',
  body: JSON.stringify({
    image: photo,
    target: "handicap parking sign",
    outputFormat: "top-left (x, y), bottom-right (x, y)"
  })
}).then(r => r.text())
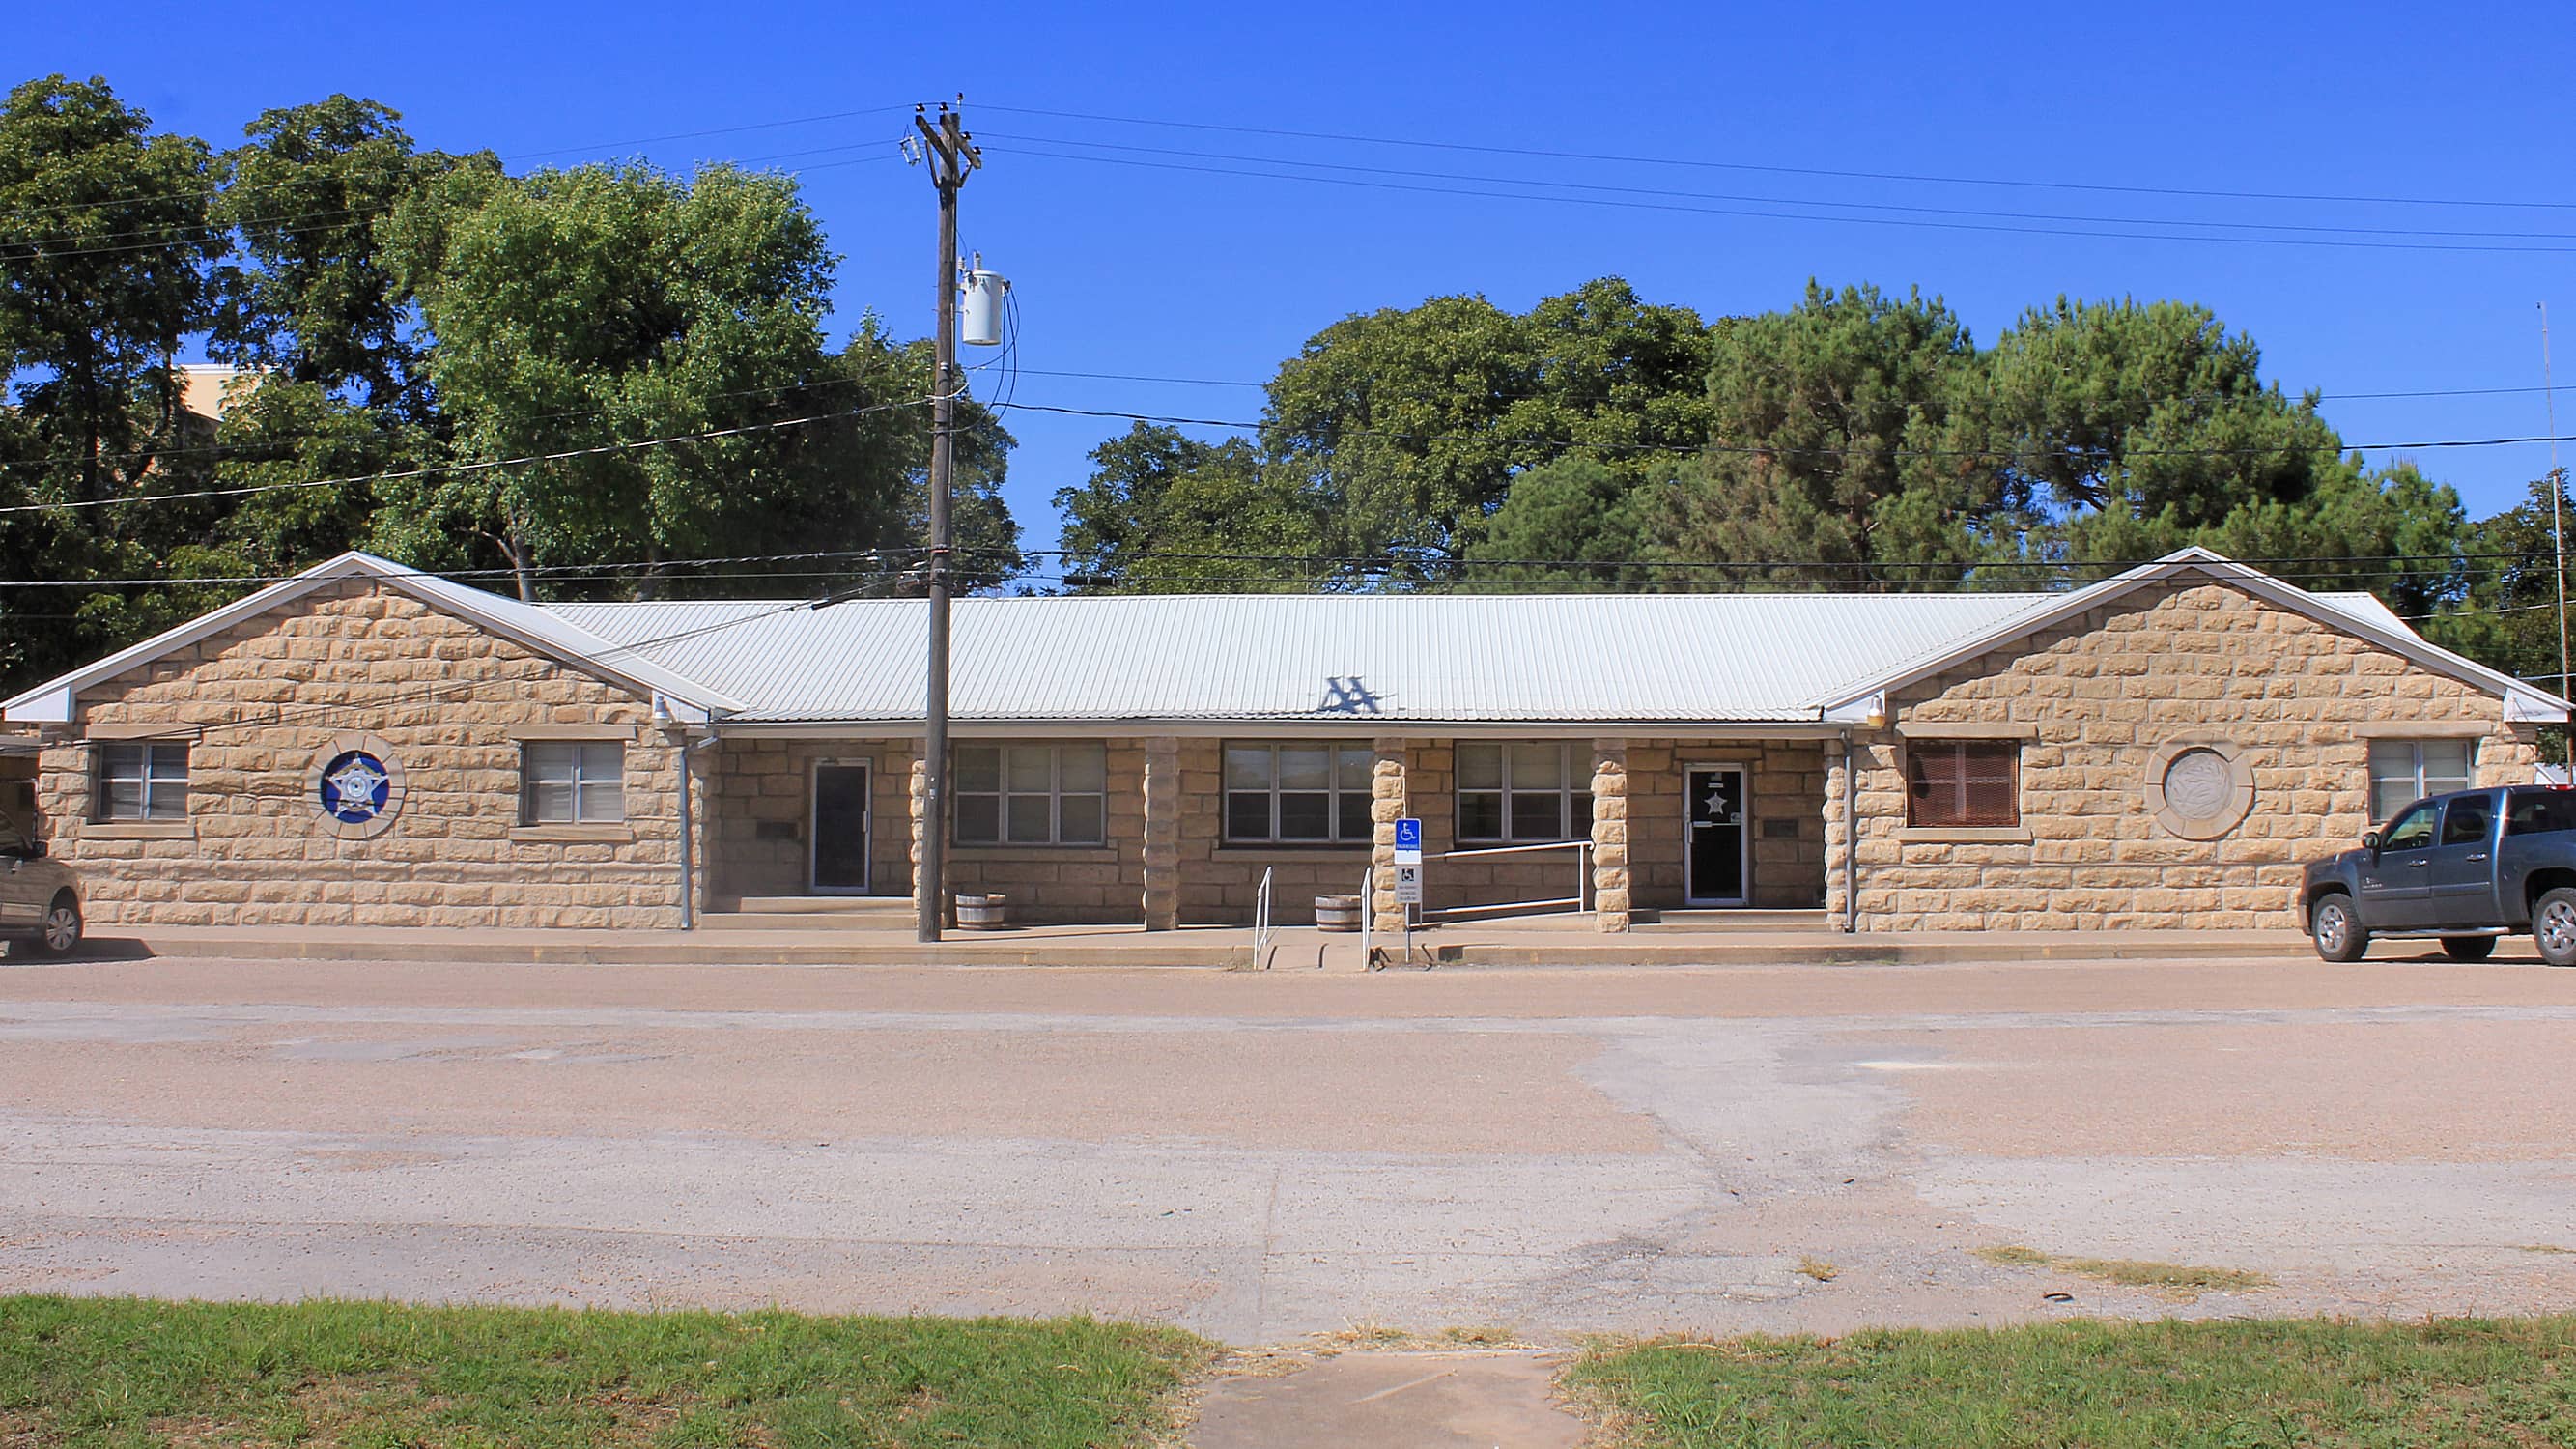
top-left (1394, 817), bottom-right (1422, 865)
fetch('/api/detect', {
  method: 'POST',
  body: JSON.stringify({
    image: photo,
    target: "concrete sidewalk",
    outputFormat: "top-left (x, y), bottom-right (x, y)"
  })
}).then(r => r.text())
top-left (29, 918), bottom-right (2334, 968)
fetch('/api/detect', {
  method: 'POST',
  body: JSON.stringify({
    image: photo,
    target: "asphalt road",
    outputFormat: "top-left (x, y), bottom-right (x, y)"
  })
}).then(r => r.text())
top-left (2, 954), bottom-right (2572, 1343)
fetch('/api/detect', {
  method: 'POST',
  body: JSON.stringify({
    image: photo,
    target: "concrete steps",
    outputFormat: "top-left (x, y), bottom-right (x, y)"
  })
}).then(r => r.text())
top-left (1635, 909), bottom-right (1830, 933)
top-left (699, 895), bottom-right (913, 931)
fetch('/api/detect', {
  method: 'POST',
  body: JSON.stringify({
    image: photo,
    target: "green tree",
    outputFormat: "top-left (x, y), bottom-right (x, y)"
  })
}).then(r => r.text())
top-left (1652, 281), bottom-right (1995, 586)
top-left (1260, 276), bottom-right (1713, 569)
top-left (212, 95), bottom-right (492, 414)
top-left (1054, 423), bottom-right (1323, 590)
top-left (2421, 476), bottom-right (2575, 692)
top-left (378, 160), bottom-right (859, 596)
top-left (0, 74), bottom-right (223, 684)
top-left (1461, 456), bottom-right (1662, 584)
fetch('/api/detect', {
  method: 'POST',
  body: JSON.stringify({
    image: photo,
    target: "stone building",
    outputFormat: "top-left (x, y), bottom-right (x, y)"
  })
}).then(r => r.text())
top-left (1, 549), bottom-right (2557, 934)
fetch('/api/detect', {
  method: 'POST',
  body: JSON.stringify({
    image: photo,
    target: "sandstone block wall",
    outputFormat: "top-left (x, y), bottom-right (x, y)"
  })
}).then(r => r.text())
top-left (1826, 579), bottom-right (2542, 931)
top-left (34, 580), bottom-right (688, 928)
top-left (1620, 738), bottom-right (1827, 912)
top-left (703, 737), bottom-right (915, 901)
top-left (942, 737), bottom-right (1149, 924)
top-left (1179, 737), bottom-right (1373, 926)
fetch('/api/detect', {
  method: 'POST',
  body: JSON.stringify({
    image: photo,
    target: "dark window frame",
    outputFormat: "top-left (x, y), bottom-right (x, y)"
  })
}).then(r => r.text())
top-left (1905, 739), bottom-right (2021, 829)
top-left (952, 743), bottom-right (1109, 847)
top-left (1221, 742), bottom-right (1374, 845)
top-left (1455, 742), bottom-right (1596, 845)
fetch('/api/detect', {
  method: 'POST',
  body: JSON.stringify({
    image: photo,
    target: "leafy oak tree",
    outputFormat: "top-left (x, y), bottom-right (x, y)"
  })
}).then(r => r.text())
top-left (0, 74), bottom-right (224, 682)
top-left (1055, 423), bottom-right (1322, 590)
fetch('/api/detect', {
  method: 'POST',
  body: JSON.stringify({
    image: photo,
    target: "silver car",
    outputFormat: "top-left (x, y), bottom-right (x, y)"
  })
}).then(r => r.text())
top-left (1, 829), bottom-right (81, 956)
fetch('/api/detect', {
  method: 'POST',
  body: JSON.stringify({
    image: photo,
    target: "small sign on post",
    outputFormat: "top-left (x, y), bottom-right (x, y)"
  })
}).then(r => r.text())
top-left (1393, 817), bottom-right (1422, 866)
top-left (1393, 864), bottom-right (1424, 904)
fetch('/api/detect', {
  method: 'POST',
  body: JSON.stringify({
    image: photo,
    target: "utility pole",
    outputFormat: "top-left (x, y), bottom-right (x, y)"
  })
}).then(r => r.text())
top-left (913, 101), bottom-right (978, 942)
top-left (2546, 303), bottom-right (2571, 780)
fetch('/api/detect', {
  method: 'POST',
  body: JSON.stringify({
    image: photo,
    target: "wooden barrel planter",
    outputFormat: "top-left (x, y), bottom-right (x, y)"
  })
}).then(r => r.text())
top-left (953, 893), bottom-right (1011, 930)
top-left (1314, 895), bottom-right (1364, 933)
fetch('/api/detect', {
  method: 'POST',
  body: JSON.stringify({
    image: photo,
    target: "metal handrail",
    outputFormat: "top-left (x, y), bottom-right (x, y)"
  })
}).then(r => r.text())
top-left (1417, 838), bottom-right (1593, 921)
top-left (1359, 865), bottom-right (1373, 969)
top-left (1252, 867), bottom-right (1275, 969)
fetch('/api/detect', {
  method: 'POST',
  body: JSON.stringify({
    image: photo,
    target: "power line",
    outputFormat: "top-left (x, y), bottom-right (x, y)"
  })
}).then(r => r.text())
top-left (984, 132), bottom-right (2576, 244)
top-left (1001, 399), bottom-right (2576, 462)
top-left (7, 149), bottom-right (908, 264)
top-left (8, 359), bottom-right (940, 470)
top-left (0, 104), bottom-right (919, 224)
top-left (6, 542), bottom-right (2535, 601)
top-left (993, 143), bottom-right (2576, 256)
top-left (0, 546), bottom-right (930, 590)
top-left (1013, 365), bottom-right (2567, 408)
top-left (0, 396), bottom-right (932, 517)
top-left (979, 102), bottom-right (2576, 213)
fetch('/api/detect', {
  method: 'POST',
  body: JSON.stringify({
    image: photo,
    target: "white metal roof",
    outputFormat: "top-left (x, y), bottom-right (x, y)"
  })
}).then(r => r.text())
top-left (4, 549), bottom-right (2547, 731)
top-left (544, 573), bottom-right (2441, 726)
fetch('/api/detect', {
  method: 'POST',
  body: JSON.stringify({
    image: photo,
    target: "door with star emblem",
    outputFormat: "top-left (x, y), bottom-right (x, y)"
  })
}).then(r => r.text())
top-left (1684, 764), bottom-right (1748, 906)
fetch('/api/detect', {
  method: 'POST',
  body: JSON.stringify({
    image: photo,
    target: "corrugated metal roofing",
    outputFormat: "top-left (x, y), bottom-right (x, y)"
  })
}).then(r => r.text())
top-left (541, 588), bottom-right (2412, 725)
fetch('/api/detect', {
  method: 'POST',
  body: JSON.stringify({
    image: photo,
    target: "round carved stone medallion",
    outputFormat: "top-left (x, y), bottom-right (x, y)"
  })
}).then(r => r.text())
top-left (2144, 739), bottom-right (2254, 840)
top-left (2162, 749), bottom-right (2234, 818)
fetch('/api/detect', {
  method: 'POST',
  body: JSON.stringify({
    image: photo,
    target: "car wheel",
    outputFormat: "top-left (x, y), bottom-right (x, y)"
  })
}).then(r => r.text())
top-left (2440, 935), bottom-right (2497, 961)
top-left (2310, 893), bottom-right (2367, 962)
top-left (36, 891), bottom-right (80, 957)
top-left (2535, 888), bottom-right (2576, 968)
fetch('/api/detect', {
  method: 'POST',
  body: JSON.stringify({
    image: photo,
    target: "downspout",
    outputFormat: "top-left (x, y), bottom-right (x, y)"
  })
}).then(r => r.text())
top-left (676, 725), bottom-right (722, 931)
top-left (1841, 729), bottom-right (1859, 934)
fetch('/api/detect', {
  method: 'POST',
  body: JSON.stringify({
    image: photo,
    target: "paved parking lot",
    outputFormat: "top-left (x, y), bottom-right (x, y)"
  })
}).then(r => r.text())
top-left (2, 953), bottom-right (2572, 1343)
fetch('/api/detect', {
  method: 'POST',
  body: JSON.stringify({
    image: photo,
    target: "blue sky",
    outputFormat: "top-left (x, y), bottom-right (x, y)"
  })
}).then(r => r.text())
top-left (14, 1), bottom-right (2576, 564)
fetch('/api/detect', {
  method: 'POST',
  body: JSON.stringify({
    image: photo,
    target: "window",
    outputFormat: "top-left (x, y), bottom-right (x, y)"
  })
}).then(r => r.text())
top-left (94, 742), bottom-right (188, 821)
top-left (523, 741), bottom-right (625, 824)
top-left (1225, 743), bottom-right (1373, 843)
top-left (2440, 792), bottom-right (2495, 847)
top-left (2507, 788), bottom-right (2576, 838)
top-left (1906, 740), bottom-right (2021, 828)
top-left (954, 744), bottom-right (1106, 846)
top-left (2381, 800), bottom-right (2437, 851)
top-left (2369, 738), bottom-right (2473, 824)
top-left (1456, 743), bottom-right (1593, 843)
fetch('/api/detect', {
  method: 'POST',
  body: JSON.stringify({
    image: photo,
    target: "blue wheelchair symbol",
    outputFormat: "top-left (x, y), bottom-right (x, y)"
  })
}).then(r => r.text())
top-left (1394, 818), bottom-right (1422, 852)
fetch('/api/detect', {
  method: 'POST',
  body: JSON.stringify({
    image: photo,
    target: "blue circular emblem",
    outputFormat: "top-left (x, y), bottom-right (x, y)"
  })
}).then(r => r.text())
top-left (319, 751), bottom-right (393, 825)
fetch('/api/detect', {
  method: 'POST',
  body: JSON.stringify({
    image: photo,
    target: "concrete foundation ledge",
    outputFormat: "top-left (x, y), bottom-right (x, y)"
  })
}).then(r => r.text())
top-left (10, 922), bottom-right (2341, 970)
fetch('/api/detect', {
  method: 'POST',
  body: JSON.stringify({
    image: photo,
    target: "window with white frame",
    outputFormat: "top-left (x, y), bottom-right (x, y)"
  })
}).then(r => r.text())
top-left (94, 742), bottom-right (188, 821)
top-left (2368, 738), bottom-right (2473, 824)
top-left (1456, 742), bottom-right (1593, 843)
top-left (522, 741), bottom-right (625, 824)
top-left (955, 744), bottom-right (1107, 846)
top-left (1224, 742), bottom-right (1373, 843)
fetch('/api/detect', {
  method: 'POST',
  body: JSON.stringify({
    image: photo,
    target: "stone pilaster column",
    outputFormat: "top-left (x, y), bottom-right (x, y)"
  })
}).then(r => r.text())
top-left (1590, 739), bottom-right (1630, 932)
top-left (907, 754), bottom-right (946, 927)
top-left (1142, 735), bottom-right (1181, 930)
top-left (1368, 736), bottom-right (1409, 935)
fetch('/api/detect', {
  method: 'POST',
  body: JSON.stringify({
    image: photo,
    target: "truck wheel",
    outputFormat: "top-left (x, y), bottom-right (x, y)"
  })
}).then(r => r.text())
top-left (2310, 893), bottom-right (2367, 962)
top-left (2440, 936), bottom-right (2497, 961)
top-left (36, 892), bottom-right (80, 957)
top-left (2535, 888), bottom-right (2576, 967)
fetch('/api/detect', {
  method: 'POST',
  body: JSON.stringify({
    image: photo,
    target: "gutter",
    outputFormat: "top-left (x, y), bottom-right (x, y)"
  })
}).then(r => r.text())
top-left (1840, 728), bottom-right (1858, 934)
top-left (675, 724), bottom-right (722, 930)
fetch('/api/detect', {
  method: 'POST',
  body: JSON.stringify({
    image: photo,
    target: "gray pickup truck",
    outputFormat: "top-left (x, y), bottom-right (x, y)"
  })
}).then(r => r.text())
top-left (2303, 785), bottom-right (2576, 965)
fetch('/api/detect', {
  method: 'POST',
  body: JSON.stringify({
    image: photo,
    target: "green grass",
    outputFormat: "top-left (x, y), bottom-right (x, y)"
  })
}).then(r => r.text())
top-left (1972, 1244), bottom-right (2274, 1298)
top-left (1568, 1316), bottom-right (2576, 1448)
top-left (0, 1295), bottom-right (1212, 1447)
